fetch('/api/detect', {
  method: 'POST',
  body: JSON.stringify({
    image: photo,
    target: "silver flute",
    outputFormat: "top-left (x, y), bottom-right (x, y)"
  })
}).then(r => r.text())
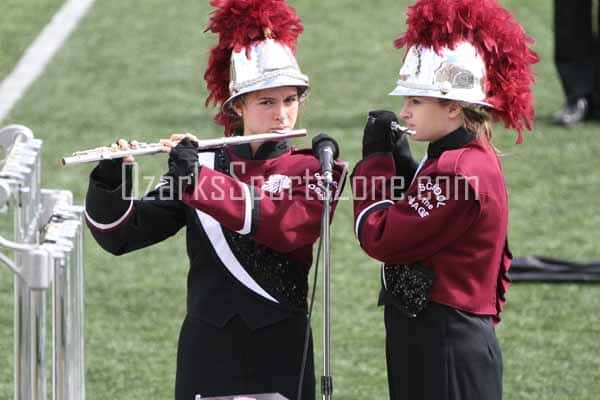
top-left (61, 129), bottom-right (307, 166)
top-left (390, 121), bottom-right (416, 136)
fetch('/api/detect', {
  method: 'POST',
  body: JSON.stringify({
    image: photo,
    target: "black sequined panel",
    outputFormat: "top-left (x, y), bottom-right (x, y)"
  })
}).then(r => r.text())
top-left (214, 148), bottom-right (308, 310)
top-left (384, 263), bottom-right (435, 317)
top-left (223, 230), bottom-right (309, 310)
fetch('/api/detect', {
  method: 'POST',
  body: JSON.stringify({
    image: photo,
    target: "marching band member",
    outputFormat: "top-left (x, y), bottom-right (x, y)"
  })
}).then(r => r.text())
top-left (84, 1), bottom-right (345, 399)
top-left (351, 0), bottom-right (539, 399)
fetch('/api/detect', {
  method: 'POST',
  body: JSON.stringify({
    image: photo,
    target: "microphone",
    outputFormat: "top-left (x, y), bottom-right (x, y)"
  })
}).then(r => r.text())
top-left (311, 133), bottom-right (339, 177)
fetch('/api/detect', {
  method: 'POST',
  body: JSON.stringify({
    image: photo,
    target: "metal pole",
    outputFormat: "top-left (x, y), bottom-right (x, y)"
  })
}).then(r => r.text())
top-left (72, 214), bottom-right (85, 400)
top-left (53, 256), bottom-right (68, 400)
top-left (30, 289), bottom-right (47, 400)
top-left (14, 268), bottom-right (31, 400)
top-left (30, 142), bottom-right (46, 400)
top-left (321, 171), bottom-right (333, 400)
top-left (54, 217), bottom-right (85, 400)
top-left (15, 199), bottom-right (42, 400)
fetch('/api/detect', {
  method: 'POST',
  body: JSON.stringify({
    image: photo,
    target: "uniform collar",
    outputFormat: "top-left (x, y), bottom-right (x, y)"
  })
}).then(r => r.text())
top-left (427, 126), bottom-right (475, 158)
top-left (230, 139), bottom-right (291, 160)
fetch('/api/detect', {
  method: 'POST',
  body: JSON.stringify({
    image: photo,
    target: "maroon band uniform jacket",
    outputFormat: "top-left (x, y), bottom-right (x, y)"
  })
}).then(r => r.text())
top-left (352, 128), bottom-right (512, 321)
top-left (85, 140), bottom-right (346, 329)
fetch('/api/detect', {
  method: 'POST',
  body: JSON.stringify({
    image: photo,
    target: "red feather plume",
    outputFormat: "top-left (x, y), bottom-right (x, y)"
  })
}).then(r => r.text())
top-left (204, 0), bottom-right (304, 135)
top-left (395, 0), bottom-right (540, 143)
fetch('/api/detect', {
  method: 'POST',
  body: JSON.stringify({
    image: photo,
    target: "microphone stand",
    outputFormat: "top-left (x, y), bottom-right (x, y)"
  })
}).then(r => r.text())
top-left (320, 167), bottom-right (334, 400)
top-left (311, 134), bottom-right (338, 400)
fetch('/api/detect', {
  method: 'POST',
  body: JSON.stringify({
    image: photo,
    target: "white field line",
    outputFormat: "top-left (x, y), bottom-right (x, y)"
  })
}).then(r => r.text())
top-left (0, 0), bottom-right (96, 123)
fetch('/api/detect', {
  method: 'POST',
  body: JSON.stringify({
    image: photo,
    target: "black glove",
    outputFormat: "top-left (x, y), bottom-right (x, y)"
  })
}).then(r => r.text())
top-left (392, 130), bottom-right (418, 197)
top-left (166, 137), bottom-right (200, 195)
top-left (362, 110), bottom-right (398, 158)
top-left (393, 129), bottom-right (413, 161)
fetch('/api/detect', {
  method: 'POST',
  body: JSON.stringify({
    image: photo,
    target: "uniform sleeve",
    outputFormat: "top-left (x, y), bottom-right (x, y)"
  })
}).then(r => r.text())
top-left (85, 165), bottom-right (186, 255)
top-left (182, 161), bottom-right (347, 253)
top-left (352, 154), bottom-right (479, 264)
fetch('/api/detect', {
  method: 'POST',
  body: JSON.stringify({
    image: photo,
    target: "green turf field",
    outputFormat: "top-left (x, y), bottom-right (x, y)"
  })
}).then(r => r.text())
top-left (1, 1), bottom-right (599, 399)
top-left (0, 0), bottom-right (65, 78)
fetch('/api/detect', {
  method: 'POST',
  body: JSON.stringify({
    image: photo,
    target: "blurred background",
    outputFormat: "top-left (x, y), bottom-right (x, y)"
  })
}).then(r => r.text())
top-left (1, 0), bottom-right (599, 399)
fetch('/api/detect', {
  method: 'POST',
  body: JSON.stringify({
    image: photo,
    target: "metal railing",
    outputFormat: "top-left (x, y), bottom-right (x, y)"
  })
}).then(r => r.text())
top-left (0, 124), bottom-right (85, 400)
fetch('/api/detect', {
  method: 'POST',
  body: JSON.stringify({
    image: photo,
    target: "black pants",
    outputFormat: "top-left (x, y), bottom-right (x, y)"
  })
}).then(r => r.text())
top-left (384, 303), bottom-right (503, 400)
top-left (554, 0), bottom-right (600, 109)
top-left (175, 314), bottom-right (315, 400)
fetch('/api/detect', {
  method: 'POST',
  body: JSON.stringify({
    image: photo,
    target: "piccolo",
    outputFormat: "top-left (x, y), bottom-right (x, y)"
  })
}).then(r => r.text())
top-left (390, 121), bottom-right (416, 136)
top-left (61, 129), bottom-right (307, 166)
